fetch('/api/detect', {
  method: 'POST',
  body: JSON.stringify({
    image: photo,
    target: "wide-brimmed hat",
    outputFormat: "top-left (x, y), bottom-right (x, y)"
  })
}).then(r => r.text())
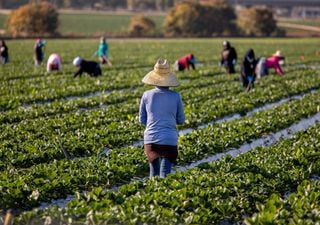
top-left (142, 59), bottom-right (179, 87)
top-left (273, 50), bottom-right (283, 57)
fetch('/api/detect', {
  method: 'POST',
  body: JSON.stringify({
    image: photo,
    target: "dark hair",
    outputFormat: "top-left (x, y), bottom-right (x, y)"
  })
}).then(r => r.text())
top-left (0, 39), bottom-right (6, 46)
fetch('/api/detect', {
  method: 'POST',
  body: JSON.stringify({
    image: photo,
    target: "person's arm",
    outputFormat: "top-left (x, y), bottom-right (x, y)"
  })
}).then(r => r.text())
top-left (275, 64), bottom-right (284, 76)
top-left (139, 95), bottom-right (147, 126)
top-left (189, 58), bottom-right (196, 70)
top-left (74, 67), bottom-right (83, 78)
top-left (191, 63), bottom-right (195, 70)
top-left (176, 94), bottom-right (185, 125)
top-left (220, 51), bottom-right (225, 65)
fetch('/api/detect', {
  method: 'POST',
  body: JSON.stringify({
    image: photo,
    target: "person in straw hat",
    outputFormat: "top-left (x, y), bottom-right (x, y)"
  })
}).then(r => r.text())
top-left (265, 50), bottom-right (285, 76)
top-left (139, 59), bottom-right (185, 178)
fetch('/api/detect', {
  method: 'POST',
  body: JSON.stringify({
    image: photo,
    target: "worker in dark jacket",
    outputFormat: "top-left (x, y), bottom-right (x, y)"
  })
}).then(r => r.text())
top-left (73, 57), bottom-right (102, 78)
top-left (174, 53), bottom-right (196, 71)
top-left (34, 38), bottom-right (46, 66)
top-left (240, 49), bottom-right (257, 91)
top-left (0, 39), bottom-right (9, 64)
top-left (220, 40), bottom-right (237, 74)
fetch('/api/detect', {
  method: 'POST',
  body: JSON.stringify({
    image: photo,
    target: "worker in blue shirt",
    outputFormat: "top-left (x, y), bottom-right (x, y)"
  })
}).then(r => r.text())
top-left (139, 59), bottom-right (185, 178)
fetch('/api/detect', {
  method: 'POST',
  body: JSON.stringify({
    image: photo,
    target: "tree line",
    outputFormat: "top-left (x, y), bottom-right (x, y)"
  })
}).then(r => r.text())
top-left (6, 1), bottom-right (284, 37)
top-left (0, 0), bottom-right (178, 10)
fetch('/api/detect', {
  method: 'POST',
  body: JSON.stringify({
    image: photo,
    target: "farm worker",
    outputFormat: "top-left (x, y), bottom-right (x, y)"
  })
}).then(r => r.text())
top-left (73, 57), bottom-right (102, 78)
top-left (96, 36), bottom-right (112, 66)
top-left (34, 38), bottom-right (46, 66)
top-left (0, 39), bottom-right (9, 64)
top-left (255, 57), bottom-right (268, 79)
top-left (46, 53), bottom-right (62, 72)
top-left (139, 59), bottom-right (185, 178)
top-left (240, 49), bottom-right (257, 92)
top-left (220, 40), bottom-right (237, 74)
top-left (174, 53), bottom-right (196, 71)
top-left (265, 50), bottom-right (285, 76)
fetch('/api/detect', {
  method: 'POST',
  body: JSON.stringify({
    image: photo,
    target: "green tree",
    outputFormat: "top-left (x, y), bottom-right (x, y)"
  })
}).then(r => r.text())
top-left (237, 6), bottom-right (283, 37)
top-left (128, 14), bottom-right (156, 37)
top-left (164, 0), bottom-right (237, 37)
top-left (6, 2), bottom-right (59, 37)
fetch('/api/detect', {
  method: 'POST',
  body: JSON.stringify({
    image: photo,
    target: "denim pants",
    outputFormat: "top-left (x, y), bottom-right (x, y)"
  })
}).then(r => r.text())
top-left (149, 157), bottom-right (172, 178)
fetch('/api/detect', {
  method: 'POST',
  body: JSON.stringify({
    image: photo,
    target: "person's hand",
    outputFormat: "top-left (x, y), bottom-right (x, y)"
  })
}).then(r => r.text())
top-left (232, 59), bottom-right (236, 65)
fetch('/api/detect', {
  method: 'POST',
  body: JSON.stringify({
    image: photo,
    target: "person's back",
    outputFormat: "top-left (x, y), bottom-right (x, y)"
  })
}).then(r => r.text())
top-left (140, 87), bottom-right (184, 145)
top-left (177, 53), bottom-right (196, 71)
top-left (98, 42), bottom-right (108, 57)
top-left (265, 51), bottom-right (285, 76)
top-left (47, 53), bottom-right (62, 72)
top-left (73, 57), bottom-right (101, 77)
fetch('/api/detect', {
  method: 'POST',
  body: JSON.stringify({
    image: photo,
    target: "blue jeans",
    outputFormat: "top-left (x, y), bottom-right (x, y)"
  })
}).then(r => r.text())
top-left (149, 157), bottom-right (172, 178)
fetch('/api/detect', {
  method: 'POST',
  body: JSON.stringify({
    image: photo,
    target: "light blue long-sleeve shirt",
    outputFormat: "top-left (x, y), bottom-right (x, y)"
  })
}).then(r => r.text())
top-left (139, 87), bottom-right (185, 146)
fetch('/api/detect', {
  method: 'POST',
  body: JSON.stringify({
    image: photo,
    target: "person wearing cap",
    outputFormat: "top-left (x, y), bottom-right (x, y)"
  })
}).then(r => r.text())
top-left (73, 57), bottom-right (102, 78)
top-left (34, 38), bottom-right (46, 66)
top-left (96, 36), bottom-right (112, 66)
top-left (0, 39), bottom-right (9, 64)
top-left (220, 40), bottom-right (237, 74)
top-left (139, 59), bottom-right (185, 178)
top-left (240, 49), bottom-right (257, 91)
top-left (46, 53), bottom-right (62, 72)
top-left (174, 53), bottom-right (196, 71)
top-left (265, 50), bottom-right (285, 76)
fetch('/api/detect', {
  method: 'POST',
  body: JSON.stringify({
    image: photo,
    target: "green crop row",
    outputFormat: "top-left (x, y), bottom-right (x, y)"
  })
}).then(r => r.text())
top-left (1, 37), bottom-right (319, 110)
top-left (0, 89), bottom-right (319, 210)
top-left (245, 180), bottom-right (320, 225)
top-left (0, 69), bottom-right (319, 169)
top-left (0, 73), bottom-right (239, 124)
top-left (15, 121), bottom-right (320, 224)
top-left (0, 66), bottom-right (312, 126)
top-left (0, 67), bottom-right (227, 111)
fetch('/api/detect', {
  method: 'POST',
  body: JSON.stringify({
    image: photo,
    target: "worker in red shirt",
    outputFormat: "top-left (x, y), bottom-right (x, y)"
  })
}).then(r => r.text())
top-left (174, 53), bottom-right (196, 71)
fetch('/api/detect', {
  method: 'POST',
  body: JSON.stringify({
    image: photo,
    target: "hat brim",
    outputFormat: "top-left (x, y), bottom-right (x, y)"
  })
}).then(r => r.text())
top-left (273, 51), bottom-right (282, 57)
top-left (142, 70), bottom-right (179, 87)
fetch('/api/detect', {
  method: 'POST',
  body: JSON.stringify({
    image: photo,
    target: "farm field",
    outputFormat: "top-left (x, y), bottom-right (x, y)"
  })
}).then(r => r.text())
top-left (0, 12), bottom-right (164, 36)
top-left (0, 38), bottom-right (320, 224)
top-left (1, 11), bottom-right (320, 37)
top-left (280, 18), bottom-right (320, 27)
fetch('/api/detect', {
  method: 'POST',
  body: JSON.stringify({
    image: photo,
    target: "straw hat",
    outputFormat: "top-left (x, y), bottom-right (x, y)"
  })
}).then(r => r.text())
top-left (142, 59), bottom-right (179, 87)
top-left (274, 50), bottom-right (283, 57)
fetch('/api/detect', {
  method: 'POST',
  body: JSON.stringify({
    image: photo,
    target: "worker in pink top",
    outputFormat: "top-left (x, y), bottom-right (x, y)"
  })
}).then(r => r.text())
top-left (46, 53), bottom-right (62, 72)
top-left (265, 50), bottom-right (285, 76)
